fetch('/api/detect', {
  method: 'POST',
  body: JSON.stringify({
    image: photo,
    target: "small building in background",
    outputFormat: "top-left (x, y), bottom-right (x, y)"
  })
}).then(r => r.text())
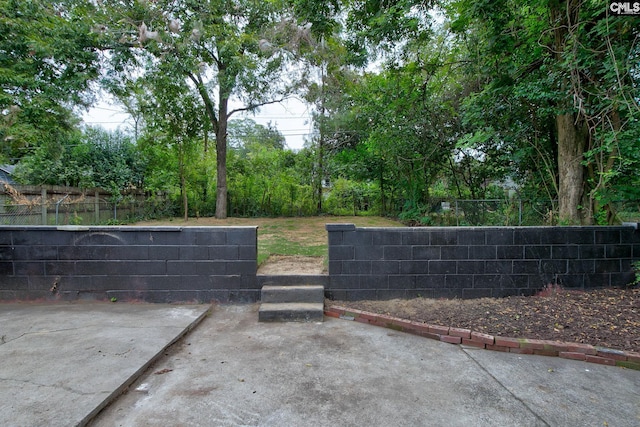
top-left (0, 165), bottom-right (16, 185)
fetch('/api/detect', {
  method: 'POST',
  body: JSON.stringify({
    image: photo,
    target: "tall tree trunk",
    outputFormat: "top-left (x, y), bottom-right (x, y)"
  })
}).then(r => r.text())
top-left (556, 113), bottom-right (586, 223)
top-left (202, 120), bottom-right (208, 205)
top-left (583, 110), bottom-right (621, 225)
top-left (317, 133), bottom-right (323, 214)
top-left (316, 64), bottom-right (326, 215)
top-left (188, 71), bottom-right (227, 218)
top-left (179, 150), bottom-right (188, 221)
top-left (379, 162), bottom-right (385, 216)
top-left (215, 95), bottom-right (228, 219)
top-left (552, 0), bottom-right (587, 224)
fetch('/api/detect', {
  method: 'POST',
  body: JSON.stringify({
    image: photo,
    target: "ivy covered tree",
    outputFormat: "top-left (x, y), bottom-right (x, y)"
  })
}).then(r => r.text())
top-left (446, 0), bottom-right (640, 223)
top-left (317, 0), bottom-right (640, 224)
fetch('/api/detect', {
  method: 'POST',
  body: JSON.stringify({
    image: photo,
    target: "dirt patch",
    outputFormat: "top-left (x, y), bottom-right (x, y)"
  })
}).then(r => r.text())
top-left (332, 287), bottom-right (640, 353)
top-left (258, 255), bottom-right (326, 275)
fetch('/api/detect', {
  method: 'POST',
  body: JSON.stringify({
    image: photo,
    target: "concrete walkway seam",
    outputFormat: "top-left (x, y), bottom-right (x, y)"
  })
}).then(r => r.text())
top-left (459, 345), bottom-right (552, 427)
top-left (80, 305), bottom-right (212, 427)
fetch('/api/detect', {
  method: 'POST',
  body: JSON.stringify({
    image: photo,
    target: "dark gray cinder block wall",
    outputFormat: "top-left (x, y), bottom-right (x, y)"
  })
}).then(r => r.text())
top-left (326, 223), bottom-right (640, 301)
top-left (0, 226), bottom-right (258, 303)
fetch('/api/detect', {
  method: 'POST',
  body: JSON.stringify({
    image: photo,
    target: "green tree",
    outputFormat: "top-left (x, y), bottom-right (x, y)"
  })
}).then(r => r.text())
top-left (96, 0), bottom-right (301, 218)
top-left (134, 68), bottom-right (207, 220)
top-left (228, 119), bottom-right (287, 153)
top-left (227, 142), bottom-right (315, 216)
top-left (447, 0), bottom-right (640, 223)
top-left (0, 0), bottom-right (100, 163)
top-left (319, 0), bottom-right (639, 224)
top-left (318, 37), bottom-right (465, 217)
top-left (81, 127), bottom-right (146, 192)
top-left (14, 126), bottom-right (144, 193)
top-left (13, 131), bottom-right (85, 187)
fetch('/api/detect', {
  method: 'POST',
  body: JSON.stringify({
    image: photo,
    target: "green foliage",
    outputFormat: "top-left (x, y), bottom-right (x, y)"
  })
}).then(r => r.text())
top-left (320, 54), bottom-right (464, 216)
top-left (227, 144), bottom-right (316, 217)
top-left (292, 0), bottom-right (341, 39)
top-left (445, 0), bottom-right (640, 224)
top-left (70, 212), bottom-right (83, 226)
top-left (2, 0), bottom-right (638, 225)
top-left (633, 261), bottom-right (640, 288)
top-left (0, 0), bottom-right (100, 162)
top-left (345, 0), bottom-right (434, 60)
top-left (81, 127), bottom-right (146, 192)
top-left (324, 178), bottom-right (379, 216)
top-left (14, 127), bottom-right (144, 194)
top-left (397, 201), bottom-right (432, 226)
top-left (228, 119), bottom-right (287, 153)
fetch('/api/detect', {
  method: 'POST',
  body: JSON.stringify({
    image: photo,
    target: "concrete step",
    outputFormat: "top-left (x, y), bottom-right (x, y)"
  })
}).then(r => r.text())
top-left (258, 303), bottom-right (324, 322)
top-left (261, 285), bottom-right (325, 304)
top-left (257, 275), bottom-right (328, 287)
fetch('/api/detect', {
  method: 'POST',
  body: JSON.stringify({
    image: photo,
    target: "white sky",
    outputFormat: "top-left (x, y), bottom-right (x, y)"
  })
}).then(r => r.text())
top-left (82, 97), bottom-right (313, 151)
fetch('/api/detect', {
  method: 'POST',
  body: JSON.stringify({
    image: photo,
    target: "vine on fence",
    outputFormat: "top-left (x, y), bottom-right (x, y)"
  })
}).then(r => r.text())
top-left (2, 184), bottom-right (86, 207)
top-left (3, 183), bottom-right (39, 206)
top-left (0, 184), bottom-right (153, 225)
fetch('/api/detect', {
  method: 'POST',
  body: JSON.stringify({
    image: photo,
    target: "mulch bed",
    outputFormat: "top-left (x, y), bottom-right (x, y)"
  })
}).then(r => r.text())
top-left (332, 287), bottom-right (640, 353)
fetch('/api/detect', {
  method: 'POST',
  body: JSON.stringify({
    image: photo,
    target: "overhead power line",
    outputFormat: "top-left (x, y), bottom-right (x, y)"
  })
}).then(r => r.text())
top-left (87, 106), bottom-right (129, 113)
top-left (83, 121), bottom-right (130, 125)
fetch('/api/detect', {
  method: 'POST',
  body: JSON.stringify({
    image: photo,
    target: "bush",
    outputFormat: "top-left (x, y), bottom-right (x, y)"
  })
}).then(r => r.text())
top-left (632, 261), bottom-right (640, 288)
top-left (324, 179), bottom-right (379, 216)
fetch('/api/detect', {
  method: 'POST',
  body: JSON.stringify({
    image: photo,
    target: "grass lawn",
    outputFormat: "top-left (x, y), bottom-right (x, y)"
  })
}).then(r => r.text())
top-left (133, 216), bottom-right (404, 265)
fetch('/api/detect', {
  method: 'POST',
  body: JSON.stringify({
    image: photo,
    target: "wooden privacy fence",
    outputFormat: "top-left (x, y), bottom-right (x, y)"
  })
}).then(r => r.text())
top-left (0, 185), bottom-right (162, 225)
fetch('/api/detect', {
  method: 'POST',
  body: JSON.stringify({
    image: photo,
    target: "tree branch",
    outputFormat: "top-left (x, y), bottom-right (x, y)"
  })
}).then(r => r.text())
top-left (227, 96), bottom-right (289, 119)
top-left (202, 45), bottom-right (223, 70)
top-left (187, 71), bottom-right (219, 133)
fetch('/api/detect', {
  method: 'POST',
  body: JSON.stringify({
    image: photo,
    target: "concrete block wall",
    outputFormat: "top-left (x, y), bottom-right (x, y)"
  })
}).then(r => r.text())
top-left (326, 223), bottom-right (640, 300)
top-left (0, 226), bottom-right (258, 303)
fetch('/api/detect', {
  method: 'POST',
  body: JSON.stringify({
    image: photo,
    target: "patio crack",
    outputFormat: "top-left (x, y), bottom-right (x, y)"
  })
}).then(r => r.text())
top-left (460, 347), bottom-right (550, 427)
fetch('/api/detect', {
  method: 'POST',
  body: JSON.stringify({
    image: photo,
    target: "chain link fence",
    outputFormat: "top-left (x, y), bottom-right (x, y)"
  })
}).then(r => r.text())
top-left (417, 199), bottom-right (547, 226)
top-left (613, 200), bottom-right (640, 223)
top-left (1, 184), bottom-right (172, 226)
top-left (3, 184), bottom-right (638, 226)
top-left (419, 199), bottom-right (640, 226)
top-left (453, 199), bottom-right (549, 226)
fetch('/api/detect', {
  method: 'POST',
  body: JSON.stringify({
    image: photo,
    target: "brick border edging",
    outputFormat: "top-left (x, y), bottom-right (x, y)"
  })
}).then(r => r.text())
top-left (325, 305), bottom-right (640, 370)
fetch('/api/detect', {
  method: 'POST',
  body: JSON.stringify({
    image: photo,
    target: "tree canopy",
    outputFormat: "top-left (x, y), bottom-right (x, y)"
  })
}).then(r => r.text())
top-left (0, 0), bottom-right (100, 163)
top-left (3, 0), bottom-right (638, 224)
